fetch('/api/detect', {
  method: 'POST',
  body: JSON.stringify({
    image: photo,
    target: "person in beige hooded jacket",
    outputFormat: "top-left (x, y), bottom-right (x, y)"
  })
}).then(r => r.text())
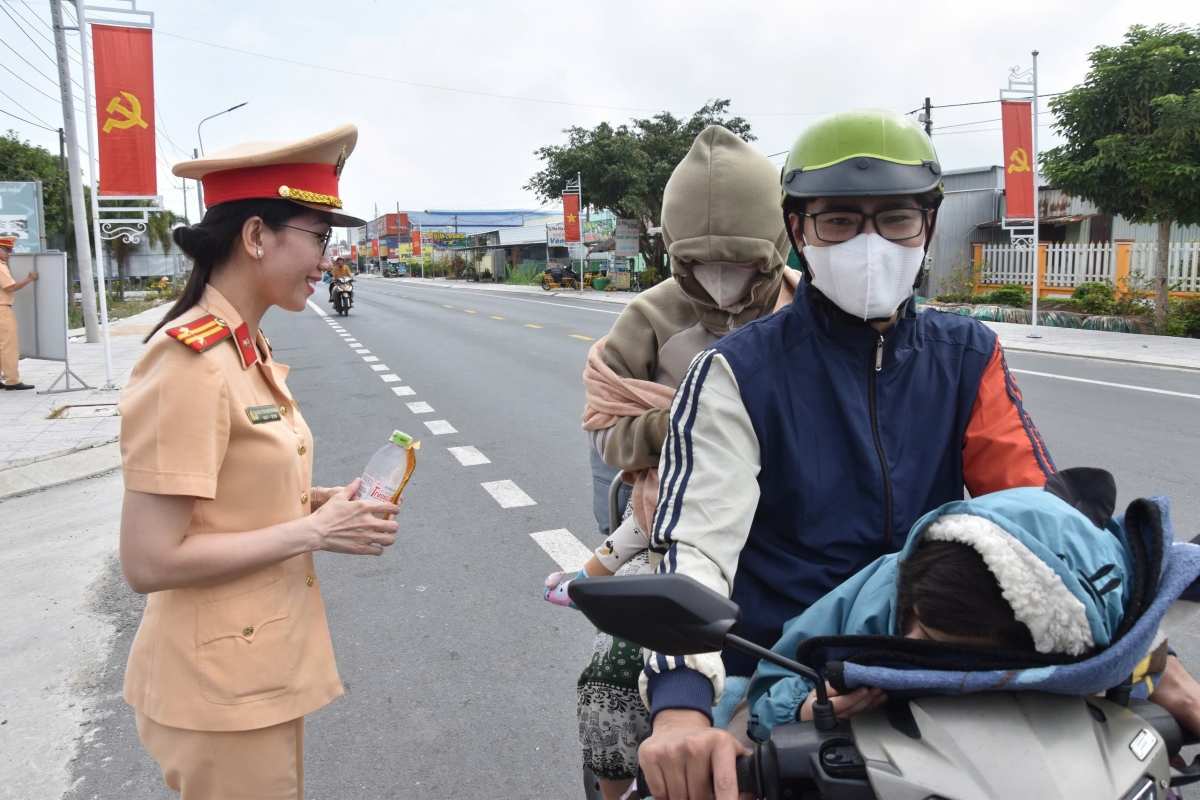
top-left (544, 125), bottom-right (794, 799)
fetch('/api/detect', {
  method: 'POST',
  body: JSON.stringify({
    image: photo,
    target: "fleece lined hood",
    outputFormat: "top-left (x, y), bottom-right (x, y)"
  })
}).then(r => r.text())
top-left (898, 486), bottom-right (1134, 655)
top-left (662, 125), bottom-right (791, 334)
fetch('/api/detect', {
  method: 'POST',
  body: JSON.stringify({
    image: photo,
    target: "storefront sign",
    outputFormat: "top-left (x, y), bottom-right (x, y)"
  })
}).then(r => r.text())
top-left (0, 182), bottom-right (44, 252)
top-left (615, 219), bottom-right (639, 256)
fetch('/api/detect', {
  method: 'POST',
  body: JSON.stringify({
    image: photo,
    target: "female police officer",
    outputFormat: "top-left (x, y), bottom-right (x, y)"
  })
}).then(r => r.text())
top-left (117, 124), bottom-right (395, 799)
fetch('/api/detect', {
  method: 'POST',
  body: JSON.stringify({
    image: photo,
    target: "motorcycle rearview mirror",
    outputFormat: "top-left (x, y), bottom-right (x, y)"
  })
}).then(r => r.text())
top-left (568, 574), bottom-right (838, 731)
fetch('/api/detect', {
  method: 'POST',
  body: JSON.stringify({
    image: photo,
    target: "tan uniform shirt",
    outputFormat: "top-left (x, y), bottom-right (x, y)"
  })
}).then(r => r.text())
top-left (331, 264), bottom-right (352, 279)
top-left (119, 286), bottom-right (342, 732)
top-left (0, 261), bottom-right (16, 305)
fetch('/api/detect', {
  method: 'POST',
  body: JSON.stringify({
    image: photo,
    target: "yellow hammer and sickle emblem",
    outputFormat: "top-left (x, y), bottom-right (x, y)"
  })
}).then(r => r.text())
top-left (103, 91), bottom-right (148, 133)
top-left (1007, 147), bottom-right (1031, 174)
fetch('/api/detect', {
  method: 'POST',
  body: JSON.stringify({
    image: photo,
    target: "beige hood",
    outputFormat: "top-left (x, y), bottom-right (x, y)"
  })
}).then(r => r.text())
top-left (662, 125), bottom-right (791, 333)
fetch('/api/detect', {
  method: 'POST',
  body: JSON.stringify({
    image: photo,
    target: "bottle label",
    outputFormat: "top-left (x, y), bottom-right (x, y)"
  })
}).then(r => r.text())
top-left (358, 474), bottom-right (398, 503)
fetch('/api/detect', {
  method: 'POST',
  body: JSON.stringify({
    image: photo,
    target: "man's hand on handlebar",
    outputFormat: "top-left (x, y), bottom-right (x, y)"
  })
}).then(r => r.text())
top-left (638, 709), bottom-right (755, 800)
top-left (799, 682), bottom-right (887, 722)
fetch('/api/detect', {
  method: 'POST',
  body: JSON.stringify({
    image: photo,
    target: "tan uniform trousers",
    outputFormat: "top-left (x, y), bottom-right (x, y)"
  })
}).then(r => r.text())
top-left (135, 711), bottom-right (304, 800)
top-left (0, 305), bottom-right (19, 385)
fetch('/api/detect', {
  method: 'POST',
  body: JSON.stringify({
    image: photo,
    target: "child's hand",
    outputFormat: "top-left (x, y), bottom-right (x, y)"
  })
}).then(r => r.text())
top-left (543, 569), bottom-right (587, 608)
top-left (799, 683), bottom-right (887, 721)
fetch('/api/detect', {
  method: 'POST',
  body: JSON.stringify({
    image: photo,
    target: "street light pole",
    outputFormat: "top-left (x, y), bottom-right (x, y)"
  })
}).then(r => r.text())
top-left (197, 102), bottom-right (248, 157)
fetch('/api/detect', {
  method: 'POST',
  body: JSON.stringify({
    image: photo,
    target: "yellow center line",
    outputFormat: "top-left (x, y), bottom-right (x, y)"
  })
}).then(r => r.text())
top-left (464, 310), bottom-right (476, 314)
top-left (525, 324), bottom-right (542, 329)
top-left (443, 304), bottom-right (454, 309)
top-left (570, 334), bottom-right (594, 341)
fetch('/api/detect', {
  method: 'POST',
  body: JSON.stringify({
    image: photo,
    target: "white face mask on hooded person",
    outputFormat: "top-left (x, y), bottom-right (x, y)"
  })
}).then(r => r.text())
top-left (688, 262), bottom-right (759, 310)
top-left (802, 233), bottom-right (926, 321)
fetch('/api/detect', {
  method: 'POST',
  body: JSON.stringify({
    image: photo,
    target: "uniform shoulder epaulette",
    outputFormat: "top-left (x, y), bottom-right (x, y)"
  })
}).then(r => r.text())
top-left (165, 315), bottom-right (232, 353)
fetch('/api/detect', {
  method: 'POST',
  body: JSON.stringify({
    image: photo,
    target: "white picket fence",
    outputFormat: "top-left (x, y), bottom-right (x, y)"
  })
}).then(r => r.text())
top-left (1130, 241), bottom-right (1200, 294)
top-left (980, 241), bottom-right (1200, 293)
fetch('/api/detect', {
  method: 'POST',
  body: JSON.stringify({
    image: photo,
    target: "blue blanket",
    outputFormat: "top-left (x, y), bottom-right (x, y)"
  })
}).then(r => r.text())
top-left (834, 497), bottom-right (1200, 697)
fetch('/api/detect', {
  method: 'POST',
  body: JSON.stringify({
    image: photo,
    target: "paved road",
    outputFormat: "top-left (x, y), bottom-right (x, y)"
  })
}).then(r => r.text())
top-left (65, 277), bottom-right (1200, 799)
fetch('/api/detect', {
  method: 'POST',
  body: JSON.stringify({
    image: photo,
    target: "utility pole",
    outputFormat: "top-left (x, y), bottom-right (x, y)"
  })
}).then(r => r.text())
top-left (194, 149), bottom-right (205, 214)
top-left (51, 0), bottom-right (101, 343)
top-left (181, 173), bottom-right (188, 223)
top-left (57, 127), bottom-right (75, 287)
top-left (923, 97), bottom-right (932, 137)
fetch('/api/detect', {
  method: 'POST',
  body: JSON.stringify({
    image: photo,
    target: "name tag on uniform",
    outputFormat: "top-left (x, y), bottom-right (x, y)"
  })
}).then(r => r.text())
top-left (245, 404), bottom-right (282, 424)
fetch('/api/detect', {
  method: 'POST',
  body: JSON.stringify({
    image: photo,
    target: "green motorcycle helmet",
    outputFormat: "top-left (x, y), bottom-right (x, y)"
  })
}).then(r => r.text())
top-left (782, 108), bottom-right (943, 202)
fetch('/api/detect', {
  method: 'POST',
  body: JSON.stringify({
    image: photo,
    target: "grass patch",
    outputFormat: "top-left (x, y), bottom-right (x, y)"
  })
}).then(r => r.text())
top-left (69, 297), bottom-right (162, 329)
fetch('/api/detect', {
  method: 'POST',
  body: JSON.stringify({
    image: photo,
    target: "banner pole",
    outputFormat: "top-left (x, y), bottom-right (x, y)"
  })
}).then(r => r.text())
top-left (577, 171), bottom-right (583, 292)
top-left (1028, 50), bottom-right (1041, 338)
top-left (75, 0), bottom-right (115, 387)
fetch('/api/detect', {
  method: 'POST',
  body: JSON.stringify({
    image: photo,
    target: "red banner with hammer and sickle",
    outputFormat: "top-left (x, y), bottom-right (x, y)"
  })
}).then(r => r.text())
top-left (1000, 100), bottom-right (1034, 220)
top-left (562, 193), bottom-right (581, 243)
top-left (93, 24), bottom-right (156, 196)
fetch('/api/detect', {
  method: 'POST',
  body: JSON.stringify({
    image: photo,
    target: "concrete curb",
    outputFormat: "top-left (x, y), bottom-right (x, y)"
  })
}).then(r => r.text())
top-left (997, 342), bottom-right (1200, 372)
top-left (0, 436), bottom-right (119, 472)
top-left (365, 276), bottom-right (637, 305)
top-left (0, 441), bottom-right (121, 501)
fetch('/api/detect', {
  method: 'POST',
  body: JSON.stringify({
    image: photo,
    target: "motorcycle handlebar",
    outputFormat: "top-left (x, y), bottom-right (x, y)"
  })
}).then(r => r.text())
top-left (636, 755), bottom-right (757, 799)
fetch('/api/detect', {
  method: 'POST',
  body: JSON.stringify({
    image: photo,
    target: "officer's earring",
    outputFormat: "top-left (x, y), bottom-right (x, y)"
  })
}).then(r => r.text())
top-left (256, 248), bottom-right (262, 258)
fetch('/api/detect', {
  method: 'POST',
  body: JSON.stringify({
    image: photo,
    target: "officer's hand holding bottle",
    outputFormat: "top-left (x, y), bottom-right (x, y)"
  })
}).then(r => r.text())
top-left (306, 479), bottom-right (398, 556)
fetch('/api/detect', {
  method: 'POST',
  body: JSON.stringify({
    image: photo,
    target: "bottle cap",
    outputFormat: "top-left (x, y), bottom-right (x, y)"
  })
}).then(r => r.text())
top-left (391, 430), bottom-right (413, 448)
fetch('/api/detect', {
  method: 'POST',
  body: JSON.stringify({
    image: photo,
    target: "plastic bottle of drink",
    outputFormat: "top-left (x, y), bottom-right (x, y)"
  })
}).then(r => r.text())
top-left (356, 430), bottom-right (419, 519)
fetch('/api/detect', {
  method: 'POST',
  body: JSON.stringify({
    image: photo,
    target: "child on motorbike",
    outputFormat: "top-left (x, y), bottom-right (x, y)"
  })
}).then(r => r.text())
top-left (745, 469), bottom-right (1198, 743)
top-left (542, 125), bottom-right (798, 800)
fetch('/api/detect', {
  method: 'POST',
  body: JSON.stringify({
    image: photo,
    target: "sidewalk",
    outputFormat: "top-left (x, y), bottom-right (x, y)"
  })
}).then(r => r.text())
top-left (0, 304), bottom-right (169, 498)
top-left (366, 275), bottom-right (638, 306)
top-left (983, 320), bottom-right (1200, 371)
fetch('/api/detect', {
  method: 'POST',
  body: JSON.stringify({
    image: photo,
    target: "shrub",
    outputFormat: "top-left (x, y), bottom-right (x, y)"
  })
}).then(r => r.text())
top-left (1169, 297), bottom-right (1200, 339)
top-left (985, 284), bottom-right (1031, 307)
top-left (1071, 281), bottom-right (1115, 315)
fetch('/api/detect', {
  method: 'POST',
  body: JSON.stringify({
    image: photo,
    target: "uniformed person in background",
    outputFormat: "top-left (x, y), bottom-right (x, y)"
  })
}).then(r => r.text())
top-left (329, 255), bottom-right (351, 302)
top-left (118, 124), bottom-right (396, 800)
top-left (0, 234), bottom-right (38, 390)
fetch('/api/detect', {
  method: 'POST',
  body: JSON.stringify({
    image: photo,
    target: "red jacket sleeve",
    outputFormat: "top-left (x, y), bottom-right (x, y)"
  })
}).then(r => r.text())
top-left (962, 340), bottom-right (1055, 496)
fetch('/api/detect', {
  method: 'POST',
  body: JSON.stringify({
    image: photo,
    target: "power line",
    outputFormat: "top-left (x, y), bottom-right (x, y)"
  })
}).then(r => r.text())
top-left (932, 117), bottom-right (1001, 131)
top-left (2, 0), bottom-right (83, 59)
top-left (0, 1), bottom-right (59, 68)
top-left (907, 92), bottom-right (1066, 116)
top-left (0, 103), bottom-right (56, 131)
top-left (0, 62), bottom-right (63, 103)
top-left (0, 37), bottom-right (70, 91)
top-left (932, 121), bottom-right (1055, 137)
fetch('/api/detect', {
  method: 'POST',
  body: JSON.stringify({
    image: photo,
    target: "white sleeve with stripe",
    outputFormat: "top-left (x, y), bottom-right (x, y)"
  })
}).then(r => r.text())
top-left (639, 350), bottom-right (762, 706)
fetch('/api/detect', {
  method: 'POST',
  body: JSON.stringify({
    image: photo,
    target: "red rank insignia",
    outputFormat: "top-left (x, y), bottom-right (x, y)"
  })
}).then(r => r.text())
top-left (234, 322), bottom-right (258, 367)
top-left (166, 315), bottom-right (232, 353)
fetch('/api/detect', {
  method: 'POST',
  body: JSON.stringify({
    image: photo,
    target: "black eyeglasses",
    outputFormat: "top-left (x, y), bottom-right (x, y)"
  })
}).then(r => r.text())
top-left (279, 223), bottom-right (333, 253)
top-left (803, 208), bottom-right (929, 243)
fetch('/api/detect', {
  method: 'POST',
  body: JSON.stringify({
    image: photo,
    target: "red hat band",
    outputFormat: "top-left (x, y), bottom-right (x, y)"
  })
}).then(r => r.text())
top-left (202, 163), bottom-right (342, 209)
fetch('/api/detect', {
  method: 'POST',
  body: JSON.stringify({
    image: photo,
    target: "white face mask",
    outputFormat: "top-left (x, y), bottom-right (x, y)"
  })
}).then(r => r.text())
top-left (689, 263), bottom-right (759, 309)
top-left (803, 233), bottom-right (925, 320)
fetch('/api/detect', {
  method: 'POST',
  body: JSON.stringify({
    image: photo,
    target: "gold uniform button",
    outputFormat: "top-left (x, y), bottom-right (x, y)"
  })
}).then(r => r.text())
top-left (279, 405), bottom-right (289, 416)
top-left (298, 445), bottom-right (307, 455)
top-left (243, 625), bottom-right (254, 637)
top-left (306, 576), bottom-right (314, 587)
top-left (300, 491), bottom-right (309, 505)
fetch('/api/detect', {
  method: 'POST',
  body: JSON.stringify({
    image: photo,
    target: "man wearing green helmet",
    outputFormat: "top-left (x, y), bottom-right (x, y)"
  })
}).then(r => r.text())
top-left (636, 109), bottom-right (1057, 800)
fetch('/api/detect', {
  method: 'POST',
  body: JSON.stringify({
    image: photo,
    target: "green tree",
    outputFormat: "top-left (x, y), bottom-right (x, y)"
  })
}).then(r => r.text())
top-left (1041, 24), bottom-right (1200, 332)
top-left (101, 202), bottom-right (186, 299)
top-left (525, 100), bottom-right (754, 280)
top-left (0, 129), bottom-right (67, 237)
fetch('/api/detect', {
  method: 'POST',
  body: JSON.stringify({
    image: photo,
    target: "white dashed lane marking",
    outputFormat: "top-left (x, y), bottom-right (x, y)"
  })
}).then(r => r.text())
top-left (1009, 369), bottom-right (1200, 400)
top-left (370, 364), bottom-right (389, 371)
top-left (424, 420), bottom-right (457, 435)
top-left (392, 386), bottom-right (416, 396)
top-left (355, 349), bottom-right (370, 354)
top-left (529, 529), bottom-right (591, 571)
top-left (363, 356), bottom-right (379, 362)
top-left (447, 446), bottom-right (490, 466)
top-left (381, 374), bottom-right (400, 382)
top-left (481, 480), bottom-right (536, 508)
top-left (406, 401), bottom-right (434, 414)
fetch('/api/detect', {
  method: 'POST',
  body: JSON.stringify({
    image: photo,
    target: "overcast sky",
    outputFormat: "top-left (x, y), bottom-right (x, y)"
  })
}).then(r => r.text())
top-left (2, 0), bottom-right (1195, 225)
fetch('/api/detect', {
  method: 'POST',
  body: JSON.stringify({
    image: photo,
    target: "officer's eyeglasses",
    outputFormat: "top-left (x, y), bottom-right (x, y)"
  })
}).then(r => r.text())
top-left (279, 224), bottom-right (334, 253)
top-left (802, 208), bottom-right (929, 243)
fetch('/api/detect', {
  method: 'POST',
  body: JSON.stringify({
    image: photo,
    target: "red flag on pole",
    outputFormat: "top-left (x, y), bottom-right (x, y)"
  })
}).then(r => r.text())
top-left (562, 193), bottom-right (581, 243)
top-left (1000, 100), bottom-right (1035, 220)
top-left (412, 229), bottom-right (422, 256)
top-left (92, 24), bottom-right (156, 196)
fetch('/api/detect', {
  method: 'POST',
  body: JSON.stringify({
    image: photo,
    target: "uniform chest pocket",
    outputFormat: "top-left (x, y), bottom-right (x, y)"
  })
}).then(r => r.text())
top-left (196, 578), bottom-right (299, 705)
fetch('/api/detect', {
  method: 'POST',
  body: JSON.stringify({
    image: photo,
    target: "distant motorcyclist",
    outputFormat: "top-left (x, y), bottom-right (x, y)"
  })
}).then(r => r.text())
top-left (329, 256), bottom-right (352, 302)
